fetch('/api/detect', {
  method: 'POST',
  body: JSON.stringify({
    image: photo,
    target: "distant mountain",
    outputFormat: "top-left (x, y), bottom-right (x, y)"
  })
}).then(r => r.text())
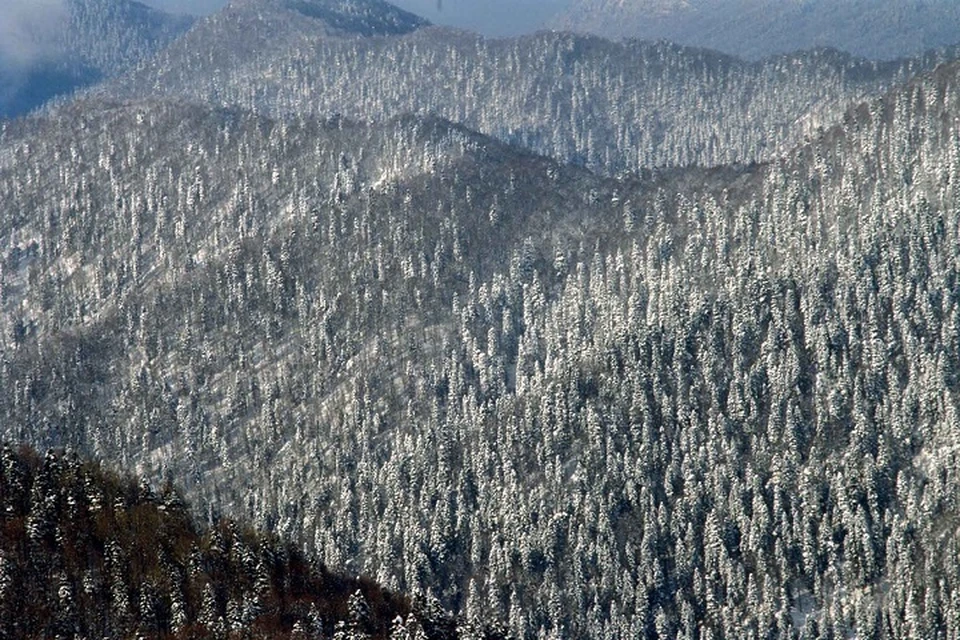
top-left (237, 0), bottom-right (432, 37)
top-left (61, 0), bottom-right (194, 74)
top-left (0, 0), bottom-right (192, 118)
top-left (0, 445), bottom-right (502, 639)
top-left (549, 0), bottom-right (960, 60)
top-left (113, 0), bottom-right (429, 113)
top-left (104, 0), bottom-right (960, 173)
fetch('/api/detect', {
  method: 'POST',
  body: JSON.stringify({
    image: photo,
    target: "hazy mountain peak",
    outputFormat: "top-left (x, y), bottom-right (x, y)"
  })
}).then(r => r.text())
top-left (550, 0), bottom-right (960, 60)
top-left (624, 0), bottom-right (695, 14)
top-left (229, 0), bottom-right (430, 37)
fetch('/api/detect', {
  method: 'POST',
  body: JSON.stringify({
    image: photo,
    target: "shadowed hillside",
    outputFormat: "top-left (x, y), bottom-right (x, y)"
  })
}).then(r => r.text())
top-left (0, 445), bottom-right (506, 639)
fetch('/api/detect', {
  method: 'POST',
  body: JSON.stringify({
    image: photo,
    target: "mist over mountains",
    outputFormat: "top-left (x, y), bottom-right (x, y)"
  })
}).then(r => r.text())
top-left (550, 0), bottom-right (960, 60)
top-left (3, 0), bottom-right (960, 638)
top-left (0, 0), bottom-right (192, 118)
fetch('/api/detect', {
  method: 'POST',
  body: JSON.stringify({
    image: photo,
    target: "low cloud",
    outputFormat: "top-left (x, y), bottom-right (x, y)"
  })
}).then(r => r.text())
top-left (0, 0), bottom-right (69, 70)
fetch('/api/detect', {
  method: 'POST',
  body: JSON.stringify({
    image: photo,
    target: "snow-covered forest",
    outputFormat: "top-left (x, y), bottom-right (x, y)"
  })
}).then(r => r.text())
top-left (550, 0), bottom-right (960, 60)
top-left (2, 0), bottom-right (960, 638)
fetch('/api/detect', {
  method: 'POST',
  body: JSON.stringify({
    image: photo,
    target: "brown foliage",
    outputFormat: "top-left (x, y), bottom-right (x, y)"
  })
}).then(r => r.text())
top-left (0, 445), bottom-right (481, 640)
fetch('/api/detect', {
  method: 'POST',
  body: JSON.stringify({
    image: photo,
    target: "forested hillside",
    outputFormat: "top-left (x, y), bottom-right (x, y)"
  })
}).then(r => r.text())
top-left (59, 0), bottom-right (194, 76)
top-left (104, 1), bottom-right (960, 173)
top-left (3, 0), bottom-right (960, 638)
top-left (4, 52), bottom-right (960, 637)
top-left (0, 445), bottom-right (502, 638)
top-left (550, 0), bottom-right (960, 61)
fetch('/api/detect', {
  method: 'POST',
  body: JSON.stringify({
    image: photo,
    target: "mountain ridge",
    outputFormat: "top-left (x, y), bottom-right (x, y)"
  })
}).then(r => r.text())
top-left (6, 53), bottom-right (960, 636)
top-left (226, 0), bottom-right (430, 37)
top-left (101, 6), bottom-right (960, 174)
top-left (549, 0), bottom-right (960, 60)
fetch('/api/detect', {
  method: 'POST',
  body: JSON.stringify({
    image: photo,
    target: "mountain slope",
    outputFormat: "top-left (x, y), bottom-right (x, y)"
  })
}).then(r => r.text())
top-left (236, 0), bottom-right (431, 37)
top-left (142, 0), bottom-right (429, 72)
top-left (0, 445), bottom-right (502, 639)
top-left (0, 0), bottom-right (192, 118)
top-left (61, 0), bottom-right (194, 75)
top-left (0, 97), bottom-right (636, 634)
top-left (104, 2), bottom-right (960, 173)
top-left (4, 53), bottom-right (960, 638)
top-left (549, 0), bottom-right (960, 60)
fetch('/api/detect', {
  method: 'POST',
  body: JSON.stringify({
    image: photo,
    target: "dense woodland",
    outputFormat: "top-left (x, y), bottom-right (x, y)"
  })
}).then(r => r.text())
top-left (2, 0), bottom-right (960, 638)
top-left (105, 1), bottom-right (960, 173)
top-left (0, 445), bottom-right (500, 639)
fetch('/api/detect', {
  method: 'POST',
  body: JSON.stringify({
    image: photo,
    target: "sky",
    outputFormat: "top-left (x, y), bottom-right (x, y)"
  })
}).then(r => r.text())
top-left (142, 0), bottom-right (571, 37)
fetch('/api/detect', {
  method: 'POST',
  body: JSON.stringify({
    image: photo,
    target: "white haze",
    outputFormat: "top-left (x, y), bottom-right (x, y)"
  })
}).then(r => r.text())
top-left (0, 0), bottom-right (69, 69)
